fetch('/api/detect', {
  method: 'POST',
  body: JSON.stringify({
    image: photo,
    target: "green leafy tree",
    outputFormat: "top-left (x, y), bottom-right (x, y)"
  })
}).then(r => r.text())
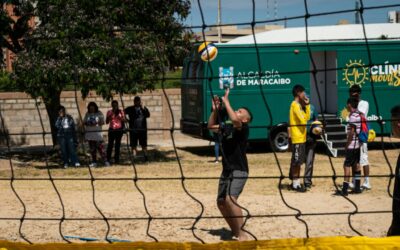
top-left (13, 0), bottom-right (191, 145)
top-left (0, 0), bottom-right (33, 89)
top-left (0, 0), bottom-right (33, 62)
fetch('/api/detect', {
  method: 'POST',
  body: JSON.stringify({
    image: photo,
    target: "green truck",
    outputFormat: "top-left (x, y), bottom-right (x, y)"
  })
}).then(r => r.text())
top-left (181, 24), bottom-right (400, 156)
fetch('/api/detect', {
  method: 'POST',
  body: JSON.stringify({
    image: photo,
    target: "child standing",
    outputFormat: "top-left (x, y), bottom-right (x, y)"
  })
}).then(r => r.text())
top-left (341, 97), bottom-right (362, 196)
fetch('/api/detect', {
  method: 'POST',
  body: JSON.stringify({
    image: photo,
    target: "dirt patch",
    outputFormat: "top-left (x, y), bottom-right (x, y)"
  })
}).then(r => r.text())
top-left (0, 143), bottom-right (397, 243)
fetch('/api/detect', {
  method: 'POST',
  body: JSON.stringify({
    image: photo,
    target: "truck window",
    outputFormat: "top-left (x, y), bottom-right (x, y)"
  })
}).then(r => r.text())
top-left (186, 58), bottom-right (203, 84)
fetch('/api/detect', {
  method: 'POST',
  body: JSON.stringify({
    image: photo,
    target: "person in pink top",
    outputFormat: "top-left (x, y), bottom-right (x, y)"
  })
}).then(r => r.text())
top-left (106, 100), bottom-right (125, 164)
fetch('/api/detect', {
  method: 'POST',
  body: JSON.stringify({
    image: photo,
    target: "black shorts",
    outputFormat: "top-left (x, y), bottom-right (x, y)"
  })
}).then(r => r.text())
top-left (291, 143), bottom-right (306, 167)
top-left (217, 170), bottom-right (248, 200)
top-left (344, 148), bottom-right (360, 167)
top-left (130, 132), bottom-right (147, 148)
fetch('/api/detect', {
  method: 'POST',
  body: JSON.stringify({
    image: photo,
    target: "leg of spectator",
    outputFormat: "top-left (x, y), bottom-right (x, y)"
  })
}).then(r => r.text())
top-left (67, 136), bottom-right (79, 166)
top-left (107, 130), bottom-right (115, 163)
top-left (98, 141), bottom-right (108, 163)
top-left (114, 130), bottom-right (123, 164)
top-left (304, 140), bottom-right (316, 187)
top-left (215, 141), bottom-right (220, 162)
top-left (89, 140), bottom-right (97, 163)
top-left (58, 137), bottom-right (68, 166)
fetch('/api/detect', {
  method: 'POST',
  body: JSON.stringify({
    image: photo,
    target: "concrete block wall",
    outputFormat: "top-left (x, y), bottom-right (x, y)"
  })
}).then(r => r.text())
top-left (0, 89), bottom-right (183, 146)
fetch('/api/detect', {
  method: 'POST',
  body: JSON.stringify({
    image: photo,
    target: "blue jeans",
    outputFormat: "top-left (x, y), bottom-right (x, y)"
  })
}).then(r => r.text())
top-left (214, 134), bottom-right (220, 160)
top-left (58, 136), bottom-right (79, 165)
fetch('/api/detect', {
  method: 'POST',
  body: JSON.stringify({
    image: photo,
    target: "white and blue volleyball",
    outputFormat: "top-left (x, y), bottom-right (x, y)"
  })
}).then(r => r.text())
top-left (198, 42), bottom-right (218, 62)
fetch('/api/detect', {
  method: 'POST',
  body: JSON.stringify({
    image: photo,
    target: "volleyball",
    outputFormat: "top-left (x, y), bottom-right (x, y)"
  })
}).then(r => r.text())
top-left (368, 129), bottom-right (376, 142)
top-left (310, 120), bottom-right (323, 135)
top-left (198, 42), bottom-right (218, 62)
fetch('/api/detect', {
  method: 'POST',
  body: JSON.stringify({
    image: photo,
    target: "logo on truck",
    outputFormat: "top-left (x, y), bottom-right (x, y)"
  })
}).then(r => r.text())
top-left (219, 67), bottom-right (234, 89)
top-left (343, 59), bottom-right (400, 87)
top-left (370, 61), bottom-right (400, 87)
top-left (236, 69), bottom-right (291, 86)
top-left (342, 59), bottom-right (368, 87)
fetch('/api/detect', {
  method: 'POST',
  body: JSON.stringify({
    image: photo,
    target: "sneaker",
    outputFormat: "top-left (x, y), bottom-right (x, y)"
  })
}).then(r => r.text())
top-left (104, 161), bottom-right (111, 167)
top-left (362, 182), bottom-right (371, 190)
top-left (340, 189), bottom-right (348, 196)
top-left (63, 164), bottom-right (68, 169)
top-left (89, 162), bottom-right (97, 168)
top-left (75, 163), bottom-right (81, 167)
top-left (292, 185), bottom-right (306, 193)
top-left (214, 160), bottom-right (219, 164)
top-left (349, 182), bottom-right (355, 190)
top-left (352, 187), bottom-right (363, 194)
top-left (304, 183), bottom-right (312, 190)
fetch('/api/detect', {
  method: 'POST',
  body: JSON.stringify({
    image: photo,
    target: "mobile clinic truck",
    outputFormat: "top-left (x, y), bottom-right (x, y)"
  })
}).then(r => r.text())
top-left (181, 24), bottom-right (400, 156)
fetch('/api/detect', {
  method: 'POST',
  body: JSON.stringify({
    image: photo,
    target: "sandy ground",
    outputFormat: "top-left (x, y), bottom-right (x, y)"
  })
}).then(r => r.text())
top-left (0, 138), bottom-right (398, 243)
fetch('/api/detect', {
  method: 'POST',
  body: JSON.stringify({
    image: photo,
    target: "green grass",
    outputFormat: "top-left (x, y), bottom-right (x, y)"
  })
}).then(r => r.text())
top-left (155, 69), bottom-right (182, 89)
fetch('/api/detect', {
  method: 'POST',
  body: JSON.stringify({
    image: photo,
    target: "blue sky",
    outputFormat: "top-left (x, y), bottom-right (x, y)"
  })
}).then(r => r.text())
top-left (186, 0), bottom-right (400, 29)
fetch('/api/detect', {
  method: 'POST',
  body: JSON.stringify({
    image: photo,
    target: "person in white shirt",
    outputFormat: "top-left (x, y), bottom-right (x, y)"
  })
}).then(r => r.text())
top-left (341, 97), bottom-right (363, 196)
top-left (84, 102), bottom-right (110, 167)
top-left (349, 85), bottom-right (370, 190)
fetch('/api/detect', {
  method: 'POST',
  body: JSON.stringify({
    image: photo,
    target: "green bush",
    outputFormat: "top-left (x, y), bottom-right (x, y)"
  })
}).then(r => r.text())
top-left (0, 71), bottom-right (17, 91)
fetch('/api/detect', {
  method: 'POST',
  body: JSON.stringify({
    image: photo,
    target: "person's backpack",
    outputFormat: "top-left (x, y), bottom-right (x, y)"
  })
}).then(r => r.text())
top-left (357, 111), bottom-right (370, 143)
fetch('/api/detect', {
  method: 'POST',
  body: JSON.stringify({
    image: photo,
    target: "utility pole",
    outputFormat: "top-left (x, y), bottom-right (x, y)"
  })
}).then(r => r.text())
top-left (218, 0), bottom-right (222, 43)
top-left (355, 0), bottom-right (360, 24)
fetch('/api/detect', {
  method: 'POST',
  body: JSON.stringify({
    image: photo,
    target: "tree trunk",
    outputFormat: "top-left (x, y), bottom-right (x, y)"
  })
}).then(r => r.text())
top-left (43, 93), bottom-right (61, 147)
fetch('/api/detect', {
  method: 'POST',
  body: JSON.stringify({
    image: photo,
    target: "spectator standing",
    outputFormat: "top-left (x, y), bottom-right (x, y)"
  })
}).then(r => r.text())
top-left (84, 102), bottom-right (110, 167)
top-left (349, 85), bottom-right (371, 189)
top-left (211, 95), bottom-right (227, 163)
top-left (341, 97), bottom-right (362, 196)
top-left (125, 96), bottom-right (150, 161)
top-left (288, 84), bottom-right (310, 192)
top-left (106, 100), bottom-right (125, 164)
top-left (55, 106), bottom-right (80, 168)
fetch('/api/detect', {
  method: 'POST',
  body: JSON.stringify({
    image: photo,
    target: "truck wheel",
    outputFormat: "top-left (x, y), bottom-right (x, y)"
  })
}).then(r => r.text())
top-left (271, 130), bottom-right (289, 152)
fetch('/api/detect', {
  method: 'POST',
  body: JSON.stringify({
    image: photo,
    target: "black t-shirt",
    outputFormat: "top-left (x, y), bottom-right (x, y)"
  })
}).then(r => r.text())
top-left (124, 106), bottom-right (150, 131)
top-left (221, 123), bottom-right (249, 172)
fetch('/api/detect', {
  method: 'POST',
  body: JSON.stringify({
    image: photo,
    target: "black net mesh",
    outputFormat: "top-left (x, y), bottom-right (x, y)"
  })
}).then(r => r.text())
top-left (0, 0), bottom-right (399, 244)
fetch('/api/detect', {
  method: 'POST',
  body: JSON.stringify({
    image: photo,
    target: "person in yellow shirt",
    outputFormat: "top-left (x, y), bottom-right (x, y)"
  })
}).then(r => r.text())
top-left (289, 85), bottom-right (310, 192)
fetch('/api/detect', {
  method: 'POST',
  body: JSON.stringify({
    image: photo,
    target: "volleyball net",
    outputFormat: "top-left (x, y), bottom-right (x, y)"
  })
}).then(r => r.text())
top-left (0, 0), bottom-right (400, 248)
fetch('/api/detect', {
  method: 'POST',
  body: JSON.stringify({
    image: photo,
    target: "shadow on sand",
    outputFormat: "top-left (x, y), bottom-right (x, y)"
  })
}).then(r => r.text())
top-left (178, 140), bottom-right (400, 157)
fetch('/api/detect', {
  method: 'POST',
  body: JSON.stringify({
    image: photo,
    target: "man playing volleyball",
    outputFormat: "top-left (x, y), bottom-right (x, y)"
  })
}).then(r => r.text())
top-left (208, 88), bottom-right (253, 241)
